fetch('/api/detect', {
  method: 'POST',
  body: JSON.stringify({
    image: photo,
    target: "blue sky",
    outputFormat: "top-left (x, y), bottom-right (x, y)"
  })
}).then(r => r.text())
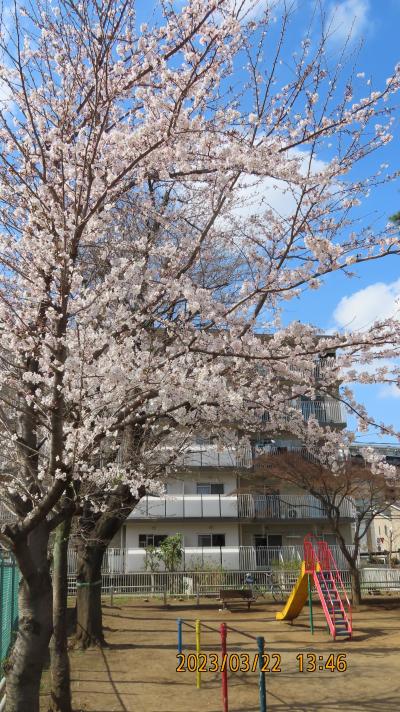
top-left (274, 0), bottom-right (400, 442)
top-left (138, 1), bottom-right (400, 439)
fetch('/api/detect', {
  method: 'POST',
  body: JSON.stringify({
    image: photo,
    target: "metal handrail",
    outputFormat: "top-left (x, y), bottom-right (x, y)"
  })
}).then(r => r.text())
top-left (313, 571), bottom-right (336, 638)
top-left (317, 541), bottom-right (352, 635)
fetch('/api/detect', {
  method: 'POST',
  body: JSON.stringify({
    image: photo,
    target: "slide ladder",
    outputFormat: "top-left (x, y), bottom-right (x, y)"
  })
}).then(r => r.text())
top-left (314, 541), bottom-right (352, 640)
top-left (276, 537), bottom-right (352, 640)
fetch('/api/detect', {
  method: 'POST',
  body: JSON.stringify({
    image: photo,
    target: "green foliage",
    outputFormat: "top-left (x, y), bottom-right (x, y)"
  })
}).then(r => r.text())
top-left (187, 559), bottom-right (226, 584)
top-left (186, 557), bottom-right (224, 572)
top-left (271, 558), bottom-right (302, 572)
top-left (144, 545), bottom-right (160, 573)
top-left (389, 211), bottom-right (400, 225)
top-left (156, 533), bottom-right (183, 572)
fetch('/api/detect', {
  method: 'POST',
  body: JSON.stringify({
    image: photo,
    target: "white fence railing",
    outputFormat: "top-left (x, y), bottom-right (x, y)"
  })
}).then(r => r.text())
top-left (67, 544), bottom-right (356, 574)
top-left (239, 545), bottom-right (355, 572)
top-left (361, 567), bottom-right (400, 589)
top-left (66, 566), bottom-right (400, 597)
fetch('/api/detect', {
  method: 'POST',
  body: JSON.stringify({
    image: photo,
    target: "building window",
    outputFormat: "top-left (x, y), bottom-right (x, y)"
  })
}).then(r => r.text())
top-left (138, 534), bottom-right (168, 548)
top-left (254, 535), bottom-right (282, 548)
top-left (198, 534), bottom-right (226, 547)
top-left (196, 483), bottom-right (224, 495)
top-left (194, 435), bottom-right (218, 445)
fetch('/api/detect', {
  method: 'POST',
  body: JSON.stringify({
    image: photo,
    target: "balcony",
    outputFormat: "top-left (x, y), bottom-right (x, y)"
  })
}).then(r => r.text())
top-left (262, 398), bottom-right (345, 426)
top-left (156, 398), bottom-right (345, 470)
top-left (0, 504), bottom-right (16, 523)
top-left (238, 545), bottom-right (354, 571)
top-left (178, 444), bottom-right (253, 469)
top-left (130, 495), bottom-right (239, 519)
top-left (150, 442), bottom-right (253, 469)
top-left (238, 494), bottom-right (356, 520)
top-left (67, 544), bottom-right (356, 574)
top-left (291, 398), bottom-right (345, 424)
top-left (129, 493), bottom-right (356, 520)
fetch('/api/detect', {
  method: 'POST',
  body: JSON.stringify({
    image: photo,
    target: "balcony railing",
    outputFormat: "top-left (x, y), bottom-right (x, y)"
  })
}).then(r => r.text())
top-left (239, 545), bottom-right (355, 572)
top-left (238, 494), bottom-right (356, 520)
top-left (0, 504), bottom-right (16, 523)
top-left (67, 544), bottom-right (356, 573)
top-left (130, 494), bottom-right (239, 519)
top-left (280, 357), bottom-right (337, 380)
top-left (291, 398), bottom-right (345, 424)
top-left (262, 398), bottom-right (345, 426)
top-left (129, 493), bottom-right (356, 520)
top-left (154, 397), bottom-right (345, 470)
top-left (150, 443), bottom-right (253, 469)
top-left (178, 445), bottom-right (253, 469)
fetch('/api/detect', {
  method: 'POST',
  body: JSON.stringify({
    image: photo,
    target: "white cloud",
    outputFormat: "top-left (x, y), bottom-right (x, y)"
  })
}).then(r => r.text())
top-left (379, 384), bottom-right (400, 400)
top-left (332, 280), bottom-right (400, 403)
top-left (231, 148), bottom-right (328, 220)
top-left (174, 1), bottom-right (282, 22)
top-left (333, 279), bottom-right (400, 331)
top-left (226, 0), bottom-right (271, 20)
top-left (327, 0), bottom-right (370, 43)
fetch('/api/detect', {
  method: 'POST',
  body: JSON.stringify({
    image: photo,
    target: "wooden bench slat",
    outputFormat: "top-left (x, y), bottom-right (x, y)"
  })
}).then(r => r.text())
top-left (219, 588), bottom-right (256, 609)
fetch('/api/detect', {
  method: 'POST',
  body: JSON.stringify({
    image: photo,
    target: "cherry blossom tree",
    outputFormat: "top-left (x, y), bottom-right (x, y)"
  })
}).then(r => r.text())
top-left (0, 1), bottom-right (399, 710)
top-left (253, 444), bottom-right (399, 605)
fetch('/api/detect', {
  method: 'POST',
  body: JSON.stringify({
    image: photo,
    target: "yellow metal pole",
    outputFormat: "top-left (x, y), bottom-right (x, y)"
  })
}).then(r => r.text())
top-left (195, 619), bottom-right (201, 689)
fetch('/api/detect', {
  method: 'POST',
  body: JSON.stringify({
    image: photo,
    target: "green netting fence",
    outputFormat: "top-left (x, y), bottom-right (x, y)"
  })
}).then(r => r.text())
top-left (0, 552), bottom-right (19, 668)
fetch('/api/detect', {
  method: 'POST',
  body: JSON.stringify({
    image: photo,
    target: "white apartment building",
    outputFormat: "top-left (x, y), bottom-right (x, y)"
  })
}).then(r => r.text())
top-left (108, 394), bottom-right (358, 572)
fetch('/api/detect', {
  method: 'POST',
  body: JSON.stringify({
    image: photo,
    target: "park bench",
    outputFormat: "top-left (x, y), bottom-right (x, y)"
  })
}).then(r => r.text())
top-left (219, 588), bottom-right (256, 610)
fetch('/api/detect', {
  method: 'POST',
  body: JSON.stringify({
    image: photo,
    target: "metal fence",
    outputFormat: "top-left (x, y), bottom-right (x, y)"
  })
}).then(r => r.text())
top-left (0, 553), bottom-right (19, 665)
top-left (67, 544), bottom-right (357, 574)
top-left (67, 566), bottom-right (400, 597)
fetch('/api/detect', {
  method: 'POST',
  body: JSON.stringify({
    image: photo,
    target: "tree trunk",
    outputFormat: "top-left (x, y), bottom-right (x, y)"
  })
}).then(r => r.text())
top-left (328, 527), bottom-right (362, 607)
top-left (5, 522), bottom-right (53, 712)
top-left (49, 517), bottom-right (72, 712)
top-left (75, 544), bottom-right (106, 649)
top-left (339, 542), bottom-right (362, 606)
top-left (349, 563), bottom-right (362, 607)
top-left (74, 487), bottom-right (141, 648)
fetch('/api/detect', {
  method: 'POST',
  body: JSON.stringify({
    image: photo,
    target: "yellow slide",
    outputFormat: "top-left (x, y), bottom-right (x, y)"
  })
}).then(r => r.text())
top-left (276, 561), bottom-right (309, 621)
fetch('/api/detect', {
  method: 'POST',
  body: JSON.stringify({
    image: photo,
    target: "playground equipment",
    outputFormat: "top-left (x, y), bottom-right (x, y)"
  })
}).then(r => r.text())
top-left (276, 536), bottom-right (352, 640)
top-left (177, 618), bottom-right (268, 712)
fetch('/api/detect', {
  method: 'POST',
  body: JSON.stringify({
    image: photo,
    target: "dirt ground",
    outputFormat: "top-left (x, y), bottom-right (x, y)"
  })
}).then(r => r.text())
top-left (41, 595), bottom-right (400, 712)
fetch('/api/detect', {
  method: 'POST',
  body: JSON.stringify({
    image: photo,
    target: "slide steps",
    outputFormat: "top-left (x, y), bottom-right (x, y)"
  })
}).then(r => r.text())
top-left (276, 539), bottom-right (352, 640)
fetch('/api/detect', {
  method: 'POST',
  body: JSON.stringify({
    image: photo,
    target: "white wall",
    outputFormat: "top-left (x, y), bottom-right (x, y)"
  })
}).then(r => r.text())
top-left (125, 519), bottom-right (240, 548)
top-left (165, 471), bottom-right (237, 495)
top-left (240, 521), bottom-right (353, 547)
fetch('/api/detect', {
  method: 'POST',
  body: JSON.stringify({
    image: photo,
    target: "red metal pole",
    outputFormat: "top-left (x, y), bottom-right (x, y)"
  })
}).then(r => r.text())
top-left (220, 623), bottom-right (228, 712)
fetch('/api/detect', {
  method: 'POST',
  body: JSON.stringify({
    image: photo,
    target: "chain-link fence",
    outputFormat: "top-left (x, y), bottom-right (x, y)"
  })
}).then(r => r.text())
top-left (0, 552), bottom-right (19, 667)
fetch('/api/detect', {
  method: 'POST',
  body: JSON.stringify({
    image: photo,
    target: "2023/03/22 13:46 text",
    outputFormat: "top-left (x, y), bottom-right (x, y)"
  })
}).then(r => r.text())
top-left (176, 652), bottom-right (348, 673)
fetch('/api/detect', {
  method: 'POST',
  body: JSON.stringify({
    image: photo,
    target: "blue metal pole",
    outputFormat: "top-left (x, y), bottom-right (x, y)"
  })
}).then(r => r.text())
top-left (177, 618), bottom-right (183, 654)
top-left (257, 636), bottom-right (267, 712)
